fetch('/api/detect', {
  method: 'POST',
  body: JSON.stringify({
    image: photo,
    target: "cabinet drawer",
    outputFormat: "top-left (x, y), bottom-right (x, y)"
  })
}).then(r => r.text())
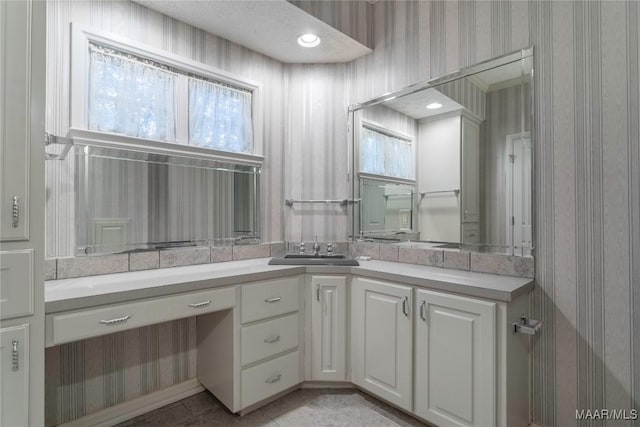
top-left (0, 250), bottom-right (33, 319)
top-left (241, 277), bottom-right (299, 324)
top-left (241, 350), bottom-right (300, 408)
top-left (48, 287), bottom-right (235, 346)
top-left (241, 313), bottom-right (299, 366)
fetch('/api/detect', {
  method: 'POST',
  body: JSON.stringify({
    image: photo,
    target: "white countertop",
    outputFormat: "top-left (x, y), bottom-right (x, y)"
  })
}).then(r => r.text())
top-left (45, 258), bottom-right (534, 313)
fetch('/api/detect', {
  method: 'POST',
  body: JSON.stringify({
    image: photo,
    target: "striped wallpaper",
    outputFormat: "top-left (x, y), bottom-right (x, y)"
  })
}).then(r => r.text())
top-left (43, 1), bottom-right (640, 426)
top-left (335, 1), bottom-right (637, 425)
top-left (45, 318), bottom-right (196, 426)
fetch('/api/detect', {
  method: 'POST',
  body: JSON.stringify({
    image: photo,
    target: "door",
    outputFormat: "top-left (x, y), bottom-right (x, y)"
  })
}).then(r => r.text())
top-left (351, 277), bottom-right (412, 411)
top-left (415, 289), bottom-right (496, 427)
top-left (0, 325), bottom-right (29, 426)
top-left (505, 133), bottom-right (532, 254)
top-left (310, 276), bottom-right (347, 381)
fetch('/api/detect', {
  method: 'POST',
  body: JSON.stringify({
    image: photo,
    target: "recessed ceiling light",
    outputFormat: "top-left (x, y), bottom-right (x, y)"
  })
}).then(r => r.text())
top-left (426, 102), bottom-right (443, 110)
top-left (297, 33), bottom-right (321, 48)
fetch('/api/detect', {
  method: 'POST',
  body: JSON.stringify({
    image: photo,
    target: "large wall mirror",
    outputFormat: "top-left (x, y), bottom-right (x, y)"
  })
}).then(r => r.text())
top-left (349, 48), bottom-right (533, 256)
top-left (75, 143), bottom-right (261, 255)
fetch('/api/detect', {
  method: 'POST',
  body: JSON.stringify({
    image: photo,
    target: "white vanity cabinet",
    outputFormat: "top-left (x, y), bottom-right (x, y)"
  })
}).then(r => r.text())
top-left (0, 0), bottom-right (46, 425)
top-left (414, 289), bottom-right (497, 427)
top-left (0, 325), bottom-right (30, 427)
top-left (307, 275), bottom-right (347, 382)
top-left (239, 277), bottom-right (303, 409)
top-left (351, 277), bottom-right (413, 412)
top-left (0, 0), bottom-right (41, 241)
top-left (198, 276), bottom-right (303, 413)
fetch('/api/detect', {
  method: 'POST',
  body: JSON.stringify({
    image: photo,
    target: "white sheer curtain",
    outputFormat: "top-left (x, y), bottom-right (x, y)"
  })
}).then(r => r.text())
top-left (189, 78), bottom-right (253, 153)
top-left (88, 48), bottom-right (177, 141)
top-left (361, 127), bottom-right (413, 179)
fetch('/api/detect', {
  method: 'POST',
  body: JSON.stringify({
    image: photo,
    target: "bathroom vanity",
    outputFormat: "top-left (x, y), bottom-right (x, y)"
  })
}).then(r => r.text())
top-left (45, 258), bottom-right (534, 427)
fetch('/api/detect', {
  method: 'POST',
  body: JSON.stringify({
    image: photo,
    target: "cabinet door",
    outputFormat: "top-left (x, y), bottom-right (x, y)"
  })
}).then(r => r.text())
top-left (0, 0), bottom-right (34, 241)
top-left (1, 325), bottom-right (29, 427)
top-left (352, 277), bottom-right (412, 411)
top-left (415, 289), bottom-right (496, 427)
top-left (461, 117), bottom-right (480, 224)
top-left (310, 276), bottom-right (347, 381)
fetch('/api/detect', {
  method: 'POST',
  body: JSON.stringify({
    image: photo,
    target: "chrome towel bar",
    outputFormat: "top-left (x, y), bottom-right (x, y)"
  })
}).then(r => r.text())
top-left (45, 133), bottom-right (74, 161)
top-left (285, 198), bottom-right (359, 207)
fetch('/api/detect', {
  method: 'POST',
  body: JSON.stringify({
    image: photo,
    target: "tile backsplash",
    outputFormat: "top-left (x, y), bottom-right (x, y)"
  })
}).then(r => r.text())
top-left (349, 241), bottom-right (534, 279)
top-left (47, 243), bottom-right (280, 281)
top-left (45, 240), bottom-right (535, 281)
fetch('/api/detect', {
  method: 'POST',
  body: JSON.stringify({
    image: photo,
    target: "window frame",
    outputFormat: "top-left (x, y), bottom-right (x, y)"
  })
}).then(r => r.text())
top-left (70, 24), bottom-right (264, 164)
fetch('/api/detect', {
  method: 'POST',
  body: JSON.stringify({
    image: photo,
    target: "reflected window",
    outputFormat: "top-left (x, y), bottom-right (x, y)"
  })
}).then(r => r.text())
top-left (360, 125), bottom-right (414, 180)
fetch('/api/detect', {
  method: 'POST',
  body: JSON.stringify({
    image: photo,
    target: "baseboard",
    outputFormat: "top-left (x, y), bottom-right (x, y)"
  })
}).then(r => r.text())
top-left (302, 380), bottom-right (353, 389)
top-left (58, 378), bottom-right (204, 427)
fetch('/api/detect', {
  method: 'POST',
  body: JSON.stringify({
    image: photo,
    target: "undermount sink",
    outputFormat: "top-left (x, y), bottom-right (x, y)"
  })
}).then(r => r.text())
top-left (269, 253), bottom-right (359, 266)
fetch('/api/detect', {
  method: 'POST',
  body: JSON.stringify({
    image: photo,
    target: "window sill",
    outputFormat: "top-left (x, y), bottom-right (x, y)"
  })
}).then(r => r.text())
top-left (68, 128), bottom-right (264, 166)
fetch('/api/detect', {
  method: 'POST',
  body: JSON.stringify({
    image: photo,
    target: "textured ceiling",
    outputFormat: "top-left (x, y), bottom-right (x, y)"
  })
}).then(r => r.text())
top-left (133, 0), bottom-right (371, 63)
top-left (383, 89), bottom-right (464, 120)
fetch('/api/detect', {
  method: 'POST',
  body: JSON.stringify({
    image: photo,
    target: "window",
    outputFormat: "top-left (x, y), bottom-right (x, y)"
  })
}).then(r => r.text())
top-left (188, 78), bottom-right (253, 153)
top-left (88, 45), bottom-right (177, 141)
top-left (360, 125), bottom-right (414, 180)
top-left (72, 26), bottom-right (261, 158)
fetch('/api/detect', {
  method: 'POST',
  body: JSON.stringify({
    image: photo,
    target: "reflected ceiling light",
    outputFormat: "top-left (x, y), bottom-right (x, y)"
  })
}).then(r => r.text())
top-left (297, 33), bottom-right (321, 48)
top-left (426, 102), bottom-right (443, 109)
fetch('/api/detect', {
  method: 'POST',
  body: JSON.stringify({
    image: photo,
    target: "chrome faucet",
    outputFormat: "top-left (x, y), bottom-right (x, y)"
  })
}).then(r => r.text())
top-left (313, 236), bottom-right (320, 256)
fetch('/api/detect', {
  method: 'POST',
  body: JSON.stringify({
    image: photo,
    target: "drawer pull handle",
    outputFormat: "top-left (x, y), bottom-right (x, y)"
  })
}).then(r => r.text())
top-left (100, 315), bottom-right (131, 325)
top-left (265, 373), bottom-right (282, 384)
top-left (265, 297), bottom-right (281, 303)
top-left (11, 340), bottom-right (19, 372)
top-left (420, 300), bottom-right (427, 322)
top-left (264, 335), bottom-right (280, 344)
top-left (11, 196), bottom-right (19, 228)
top-left (189, 300), bottom-right (212, 308)
top-left (402, 296), bottom-right (409, 317)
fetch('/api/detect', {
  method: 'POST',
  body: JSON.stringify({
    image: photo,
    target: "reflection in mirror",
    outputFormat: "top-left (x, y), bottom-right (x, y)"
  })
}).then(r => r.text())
top-left (350, 48), bottom-right (533, 255)
top-left (357, 178), bottom-right (418, 241)
top-left (75, 144), bottom-right (261, 255)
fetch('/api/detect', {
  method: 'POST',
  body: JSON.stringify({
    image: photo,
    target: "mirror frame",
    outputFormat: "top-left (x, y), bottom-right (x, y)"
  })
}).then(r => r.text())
top-left (347, 47), bottom-right (535, 256)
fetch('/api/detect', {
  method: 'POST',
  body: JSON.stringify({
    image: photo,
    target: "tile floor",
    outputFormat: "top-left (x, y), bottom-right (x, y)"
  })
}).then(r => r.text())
top-left (115, 388), bottom-right (431, 427)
